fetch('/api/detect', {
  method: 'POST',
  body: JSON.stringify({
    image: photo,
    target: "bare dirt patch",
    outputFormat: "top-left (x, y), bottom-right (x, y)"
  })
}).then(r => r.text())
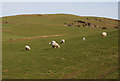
top-left (97, 65), bottom-right (119, 79)
top-left (2, 29), bottom-right (25, 36)
top-left (10, 34), bottom-right (67, 42)
top-left (62, 68), bottom-right (86, 79)
top-left (2, 70), bottom-right (8, 73)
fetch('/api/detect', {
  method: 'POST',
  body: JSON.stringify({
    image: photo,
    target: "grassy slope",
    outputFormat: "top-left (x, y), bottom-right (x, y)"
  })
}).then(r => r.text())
top-left (2, 14), bottom-right (118, 79)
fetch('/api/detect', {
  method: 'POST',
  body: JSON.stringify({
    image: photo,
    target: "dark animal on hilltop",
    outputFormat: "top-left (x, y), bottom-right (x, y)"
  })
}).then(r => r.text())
top-left (86, 18), bottom-right (89, 20)
top-left (102, 27), bottom-right (107, 29)
top-left (77, 20), bottom-right (85, 23)
top-left (78, 25), bottom-right (80, 27)
top-left (114, 26), bottom-right (118, 29)
top-left (83, 24), bottom-right (85, 27)
top-left (87, 23), bottom-right (91, 26)
top-left (5, 22), bottom-right (7, 24)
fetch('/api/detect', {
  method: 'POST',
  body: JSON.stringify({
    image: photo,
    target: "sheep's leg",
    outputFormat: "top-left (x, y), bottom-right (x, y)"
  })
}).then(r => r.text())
top-left (52, 45), bottom-right (55, 48)
top-left (25, 48), bottom-right (28, 50)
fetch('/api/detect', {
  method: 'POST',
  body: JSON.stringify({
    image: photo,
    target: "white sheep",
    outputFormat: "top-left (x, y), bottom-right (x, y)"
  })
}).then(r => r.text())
top-left (49, 41), bottom-right (56, 45)
top-left (55, 43), bottom-right (60, 48)
top-left (83, 37), bottom-right (86, 40)
top-left (25, 45), bottom-right (31, 50)
top-left (52, 40), bottom-right (56, 43)
top-left (49, 42), bottom-right (52, 45)
top-left (49, 41), bottom-right (60, 48)
top-left (102, 32), bottom-right (107, 36)
top-left (60, 39), bottom-right (65, 44)
top-left (52, 42), bottom-right (60, 48)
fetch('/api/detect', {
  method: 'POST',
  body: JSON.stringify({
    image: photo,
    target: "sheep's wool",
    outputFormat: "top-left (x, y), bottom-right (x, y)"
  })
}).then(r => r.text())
top-left (49, 41), bottom-right (60, 48)
top-left (25, 45), bottom-right (30, 50)
top-left (52, 41), bottom-right (56, 43)
top-left (83, 37), bottom-right (85, 40)
top-left (102, 32), bottom-right (107, 36)
top-left (62, 39), bottom-right (65, 42)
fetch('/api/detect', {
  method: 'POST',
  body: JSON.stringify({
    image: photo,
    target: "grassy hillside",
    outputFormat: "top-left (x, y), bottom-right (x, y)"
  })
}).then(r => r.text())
top-left (2, 14), bottom-right (118, 79)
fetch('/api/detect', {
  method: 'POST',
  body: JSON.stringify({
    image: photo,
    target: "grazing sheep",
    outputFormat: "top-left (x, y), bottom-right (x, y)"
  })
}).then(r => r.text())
top-left (102, 32), bottom-right (107, 36)
top-left (60, 39), bottom-right (65, 44)
top-left (25, 45), bottom-right (31, 50)
top-left (52, 42), bottom-right (60, 48)
top-left (49, 42), bottom-right (52, 45)
top-left (54, 43), bottom-right (60, 48)
top-left (49, 41), bottom-right (60, 48)
top-left (52, 40), bottom-right (56, 44)
top-left (83, 37), bottom-right (86, 40)
top-left (49, 40), bottom-right (56, 46)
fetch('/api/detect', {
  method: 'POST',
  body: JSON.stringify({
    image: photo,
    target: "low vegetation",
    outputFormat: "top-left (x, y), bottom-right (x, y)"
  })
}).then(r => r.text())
top-left (2, 14), bottom-right (118, 79)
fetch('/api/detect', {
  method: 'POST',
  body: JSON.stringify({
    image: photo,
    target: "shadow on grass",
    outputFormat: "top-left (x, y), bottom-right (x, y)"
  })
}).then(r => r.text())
top-left (44, 47), bottom-right (53, 50)
top-left (20, 49), bottom-right (26, 51)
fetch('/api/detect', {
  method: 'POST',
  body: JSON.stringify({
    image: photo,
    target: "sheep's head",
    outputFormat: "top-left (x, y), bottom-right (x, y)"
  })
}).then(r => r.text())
top-left (49, 42), bottom-right (52, 45)
top-left (57, 45), bottom-right (60, 48)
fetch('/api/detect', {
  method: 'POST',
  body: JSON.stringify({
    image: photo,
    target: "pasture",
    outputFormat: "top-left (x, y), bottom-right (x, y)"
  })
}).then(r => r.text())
top-left (2, 14), bottom-right (118, 79)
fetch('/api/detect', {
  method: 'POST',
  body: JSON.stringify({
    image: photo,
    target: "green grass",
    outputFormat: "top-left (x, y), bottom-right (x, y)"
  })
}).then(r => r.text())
top-left (2, 14), bottom-right (118, 79)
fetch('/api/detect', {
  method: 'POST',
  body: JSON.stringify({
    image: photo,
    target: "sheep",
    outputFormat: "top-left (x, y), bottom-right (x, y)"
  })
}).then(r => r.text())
top-left (51, 42), bottom-right (60, 48)
top-left (53, 43), bottom-right (60, 48)
top-left (25, 45), bottom-right (31, 50)
top-left (49, 42), bottom-right (52, 45)
top-left (60, 39), bottom-right (65, 44)
top-left (83, 37), bottom-right (86, 40)
top-left (52, 40), bottom-right (56, 44)
top-left (102, 32), bottom-right (107, 36)
top-left (49, 41), bottom-right (60, 48)
top-left (49, 40), bottom-right (56, 45)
